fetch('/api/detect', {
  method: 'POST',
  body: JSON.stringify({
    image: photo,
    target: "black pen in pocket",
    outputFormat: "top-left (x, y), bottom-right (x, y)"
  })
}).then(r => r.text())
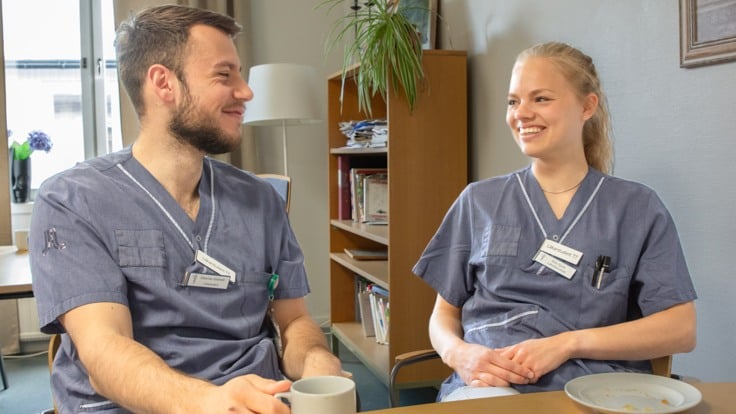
top-left (592, 255), bottom-right (611, 289)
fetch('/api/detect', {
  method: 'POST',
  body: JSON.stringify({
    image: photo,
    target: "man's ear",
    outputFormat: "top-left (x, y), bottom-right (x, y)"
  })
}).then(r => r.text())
top-left (148, 64), bottom-right (177, 103)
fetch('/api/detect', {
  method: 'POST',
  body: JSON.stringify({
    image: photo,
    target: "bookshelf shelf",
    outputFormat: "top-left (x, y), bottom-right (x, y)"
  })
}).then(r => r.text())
top-left (330, 219), bottom-right (388, 245)
top-left (330, 253), bottom-right (388, 289)
top-left (332, 322), bottom-right (389, 381)
top-left (330, 147), bottom-right (388, 155)
top-left (328, 50), bottom-right (467, 387)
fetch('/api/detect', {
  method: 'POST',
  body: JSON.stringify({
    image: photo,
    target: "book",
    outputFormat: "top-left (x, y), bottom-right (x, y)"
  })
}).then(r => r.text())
top-left (358, 290), bottom-right (375, 337)
top-left (362, 173), bottom-right (388, 223)
top-left (349, 168), bottom-right (388, 222)
top-left (368, 289), bottom-right (389, 345)
top-left (344, 248), bottom-right (388, 260)
top-left (367, 284), bottom-right (389, 297)
top-left (337, 155), bottom-right (352, 220)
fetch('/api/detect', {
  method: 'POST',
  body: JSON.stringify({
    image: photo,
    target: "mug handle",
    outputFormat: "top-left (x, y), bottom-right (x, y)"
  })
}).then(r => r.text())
top-left (274, 391), bottom-right (292, 407)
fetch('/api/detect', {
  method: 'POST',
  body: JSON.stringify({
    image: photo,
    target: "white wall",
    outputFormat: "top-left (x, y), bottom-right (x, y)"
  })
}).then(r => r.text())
top-left (246, 0), bottom-right (344, 326)
top-left (250, 1), bottom-right (736, 380)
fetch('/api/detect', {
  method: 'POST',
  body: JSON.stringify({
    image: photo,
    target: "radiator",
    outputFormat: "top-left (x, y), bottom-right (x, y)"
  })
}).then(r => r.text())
top-left (17, 297), bottom-right (47, 342)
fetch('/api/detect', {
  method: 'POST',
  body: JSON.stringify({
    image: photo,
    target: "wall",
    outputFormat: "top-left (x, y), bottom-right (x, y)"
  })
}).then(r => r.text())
top-left (246, 0), bottom-right (344, 326)
top-left (431, 0), bottom-right (735, 381)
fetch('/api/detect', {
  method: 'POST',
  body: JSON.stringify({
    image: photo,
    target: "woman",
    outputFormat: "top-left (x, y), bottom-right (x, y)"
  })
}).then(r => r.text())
top-left (413, 42), bottom-right (697, 401)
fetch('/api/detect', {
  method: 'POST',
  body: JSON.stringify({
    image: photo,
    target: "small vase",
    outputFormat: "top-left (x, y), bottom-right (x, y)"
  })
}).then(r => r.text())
top-left (9, 148), bottom-right (31, 203)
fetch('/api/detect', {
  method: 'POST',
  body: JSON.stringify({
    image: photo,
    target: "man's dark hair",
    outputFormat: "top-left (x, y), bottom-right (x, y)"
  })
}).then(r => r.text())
top-left (115, 5), bottom-right (242, 117)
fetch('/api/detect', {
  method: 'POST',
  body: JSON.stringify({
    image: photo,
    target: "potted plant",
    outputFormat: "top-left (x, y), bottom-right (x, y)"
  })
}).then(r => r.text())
top-left (8, 130), bottom-right (53, 203)
top-left (319, 0), bottom-right (426, 117)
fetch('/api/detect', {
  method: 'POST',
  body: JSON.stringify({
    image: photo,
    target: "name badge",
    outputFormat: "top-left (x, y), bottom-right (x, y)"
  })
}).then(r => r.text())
top-left (533, 251), bottom-right (576, 279)
top-left (539, 239), bottom-right (583, 265)
top-left (183, 272), bottom-right (230, 289)
top-left (196, 250), bottom-right (236, 283)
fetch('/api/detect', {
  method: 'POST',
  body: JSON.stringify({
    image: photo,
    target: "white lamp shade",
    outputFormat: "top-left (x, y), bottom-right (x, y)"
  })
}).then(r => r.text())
top-left (243, 63), bottom-right (322, 126)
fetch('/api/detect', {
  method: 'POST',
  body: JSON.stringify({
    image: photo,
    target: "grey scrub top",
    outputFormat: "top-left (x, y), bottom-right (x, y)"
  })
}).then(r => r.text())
top-left (413, 167), bottom-right (696, 399)
top-left (29, 147), bottom-right (309, 413)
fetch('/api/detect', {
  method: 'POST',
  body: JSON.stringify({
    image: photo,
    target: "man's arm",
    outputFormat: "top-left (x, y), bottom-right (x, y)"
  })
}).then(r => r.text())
top-left (271, 297), bottom-right (343, 379)
top-left (60, 302), bottom-right (291, 414)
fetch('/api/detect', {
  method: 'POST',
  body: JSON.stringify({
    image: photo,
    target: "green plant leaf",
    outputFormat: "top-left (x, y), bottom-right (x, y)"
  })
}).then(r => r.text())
top-left (11, 141), bottom-right (32, 160)
top-left (317, 0), bottom-right (425, 117)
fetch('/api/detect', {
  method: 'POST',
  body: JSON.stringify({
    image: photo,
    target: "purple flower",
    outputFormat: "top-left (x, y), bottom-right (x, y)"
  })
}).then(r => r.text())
top-left (27, 130), bottom-right (53, 153)
top-left (9, 130), bottom-right (53, 160)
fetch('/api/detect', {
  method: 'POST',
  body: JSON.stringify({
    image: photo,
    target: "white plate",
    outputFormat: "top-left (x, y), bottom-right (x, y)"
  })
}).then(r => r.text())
top-left (564, 373), bottom-right (702, 414)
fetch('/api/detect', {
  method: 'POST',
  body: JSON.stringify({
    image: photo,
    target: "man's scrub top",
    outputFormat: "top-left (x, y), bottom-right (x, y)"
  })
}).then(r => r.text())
top-left (413, 167), bottom-right (696, 399)
top-left (29, 147), bottom-right (309, 413)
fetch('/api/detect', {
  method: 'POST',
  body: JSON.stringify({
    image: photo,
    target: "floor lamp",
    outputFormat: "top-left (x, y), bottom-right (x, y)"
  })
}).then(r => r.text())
top-left (242, 63), bottom-right (321, 176)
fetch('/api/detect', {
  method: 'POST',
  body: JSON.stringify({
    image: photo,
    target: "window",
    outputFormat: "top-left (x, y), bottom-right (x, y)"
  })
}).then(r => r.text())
top-left (2, 0), bottom-right (122, 190)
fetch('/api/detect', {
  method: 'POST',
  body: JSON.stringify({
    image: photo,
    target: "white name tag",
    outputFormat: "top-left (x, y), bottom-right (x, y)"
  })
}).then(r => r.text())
top-left (196, 250), bottom-right (236, 283)
top-left (539, 239), bottom-right (583, 265)
top-left (185, 272), bottom-right (230, 289)
top-left (533, 251), bottom-right (576, 279)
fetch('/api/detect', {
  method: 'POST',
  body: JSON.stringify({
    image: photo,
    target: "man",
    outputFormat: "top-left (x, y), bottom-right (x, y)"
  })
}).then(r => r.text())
top-left (29, 5), bottom-right (342, 413)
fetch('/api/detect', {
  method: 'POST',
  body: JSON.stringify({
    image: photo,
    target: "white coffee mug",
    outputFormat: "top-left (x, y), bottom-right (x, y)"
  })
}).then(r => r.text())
top-left (276, 375), bottom-right (356, 414)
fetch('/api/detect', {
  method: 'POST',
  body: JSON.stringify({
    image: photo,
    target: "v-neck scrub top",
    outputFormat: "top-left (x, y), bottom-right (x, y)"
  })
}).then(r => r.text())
top-left (413, 167), bottom-right (696, 400)
top-left (29, 147), bottom-right (309, 413)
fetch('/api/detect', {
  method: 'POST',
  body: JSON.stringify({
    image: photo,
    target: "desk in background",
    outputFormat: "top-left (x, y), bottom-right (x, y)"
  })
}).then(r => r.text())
top-left (371, 383), bottom-right (736, 414)
top-left (0, 245), bottom-right (32, 390)
top-left (0, 246), bottom-right (32, 300)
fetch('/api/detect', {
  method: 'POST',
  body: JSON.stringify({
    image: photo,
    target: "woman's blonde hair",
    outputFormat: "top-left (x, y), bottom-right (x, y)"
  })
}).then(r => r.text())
top-left (516, 42), bottom-right (613, 174)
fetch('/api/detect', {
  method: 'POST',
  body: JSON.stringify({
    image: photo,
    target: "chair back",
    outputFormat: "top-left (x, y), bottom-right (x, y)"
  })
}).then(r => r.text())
top-left (651, 354), bottom-right (672, 377)
top-left (258, 174), bottom-right (291, 213)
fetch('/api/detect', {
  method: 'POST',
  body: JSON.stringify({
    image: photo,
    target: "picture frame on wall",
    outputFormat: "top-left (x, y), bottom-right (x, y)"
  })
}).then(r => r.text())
top-left (679, 0), bottom-right (736, 67)
top-left (398, 0), bottom-right (438, 49)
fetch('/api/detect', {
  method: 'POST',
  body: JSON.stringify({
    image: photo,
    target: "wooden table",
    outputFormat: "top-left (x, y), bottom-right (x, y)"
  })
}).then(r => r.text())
top-left (371, 383), bottom-right (735, 414)
top-left (0, 246), bottom-right (32, 390)
top-left (0, 246), bottom-right (32, 300)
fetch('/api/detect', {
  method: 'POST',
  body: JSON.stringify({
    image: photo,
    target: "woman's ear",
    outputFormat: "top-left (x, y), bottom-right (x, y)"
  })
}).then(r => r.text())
top-left (148, 64), bottom-right (176, 103)
top-left (582, 93), bottom-right (599, 121)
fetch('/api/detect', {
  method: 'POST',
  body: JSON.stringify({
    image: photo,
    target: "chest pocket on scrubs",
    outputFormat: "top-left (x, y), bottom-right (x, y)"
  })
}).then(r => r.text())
top-left (115, 230), bottom-right (166, 267)
top-left (481, 224), bottom-right (521, 257)
top-left (577, 264), bottom-right (630, 328)
top-left (237, 270), bottom-right (272, 322)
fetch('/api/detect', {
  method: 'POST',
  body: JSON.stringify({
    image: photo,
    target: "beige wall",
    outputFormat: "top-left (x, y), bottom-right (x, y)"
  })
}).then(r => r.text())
top-left (245, 0), bottom-right (344, 325)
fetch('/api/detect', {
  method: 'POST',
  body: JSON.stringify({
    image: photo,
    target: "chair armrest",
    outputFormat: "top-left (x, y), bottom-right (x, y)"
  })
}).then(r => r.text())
top-left (394, 349), bottom-right (440, 365)
top-left (389, 349), bottom-right (440, 407)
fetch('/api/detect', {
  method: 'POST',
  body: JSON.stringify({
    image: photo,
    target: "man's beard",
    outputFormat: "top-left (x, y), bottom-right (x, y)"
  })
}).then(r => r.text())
top-left (169, 92), bottom-right (240, 155)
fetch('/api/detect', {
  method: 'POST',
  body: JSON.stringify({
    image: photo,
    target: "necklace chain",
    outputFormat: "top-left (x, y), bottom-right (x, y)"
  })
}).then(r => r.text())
top-left (540, 176), bottom-right (586, 194)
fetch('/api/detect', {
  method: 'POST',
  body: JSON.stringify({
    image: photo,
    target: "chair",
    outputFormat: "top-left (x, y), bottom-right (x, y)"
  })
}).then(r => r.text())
top-left (45, 333), bottom-right (62, 413)
top-left (0, 348), bottom-right (8, 391)
top-left (388, 349), bottom-right (673, 407)
top-left (257, 174), bottom-right (291, 213)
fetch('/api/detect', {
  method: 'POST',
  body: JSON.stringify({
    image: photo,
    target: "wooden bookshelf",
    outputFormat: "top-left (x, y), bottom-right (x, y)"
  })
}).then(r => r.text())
top-left (327, 50), bottom-right (467, 387)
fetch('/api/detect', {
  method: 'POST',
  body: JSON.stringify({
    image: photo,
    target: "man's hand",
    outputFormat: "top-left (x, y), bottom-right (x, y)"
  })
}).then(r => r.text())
top-left (198, 375), bottom-right (292, 414)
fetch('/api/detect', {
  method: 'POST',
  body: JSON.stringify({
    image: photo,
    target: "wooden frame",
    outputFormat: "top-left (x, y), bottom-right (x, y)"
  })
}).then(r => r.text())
top-left (398, 0), bottom-right (438, 49)
top-left (680, 0), bottom-right (736, 67)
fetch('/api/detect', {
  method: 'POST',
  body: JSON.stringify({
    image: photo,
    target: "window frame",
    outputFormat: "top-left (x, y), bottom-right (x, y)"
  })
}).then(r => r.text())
top-left (0, 0), bottom-right (120, 243)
